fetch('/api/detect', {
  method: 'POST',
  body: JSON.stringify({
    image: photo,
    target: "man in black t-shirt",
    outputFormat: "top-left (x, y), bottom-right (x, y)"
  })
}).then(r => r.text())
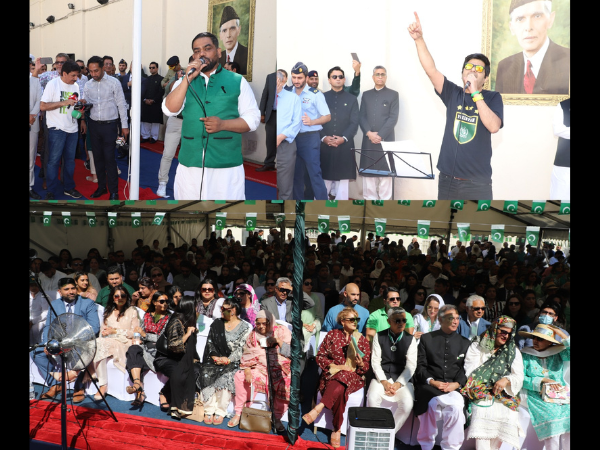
top-left (408, 12), bottom-right (504, 200)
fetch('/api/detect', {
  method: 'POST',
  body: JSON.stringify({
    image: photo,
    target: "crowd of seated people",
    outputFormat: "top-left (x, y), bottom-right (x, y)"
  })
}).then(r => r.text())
top-left (29, 233), bottom-right (570, 449)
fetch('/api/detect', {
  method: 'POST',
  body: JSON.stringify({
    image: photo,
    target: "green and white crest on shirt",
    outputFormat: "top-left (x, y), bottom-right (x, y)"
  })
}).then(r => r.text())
top-left (477, 200), bottom-right (491, 211)
top-left (417, 220), bottom-right (430, 238)
top-left (318, 215), bottom-right (330, 233)
top-left (274, 213), bottom-right (286, 225)
top-left (215, 212), bottom-right (227, 230)
top-left (86, 212), bottom-right (96, 227)
top-left (131, 212), bottom-right (141, 229)
top-left (457, 223), bottom-right (470, 242)
top-left (526, 226), bottom-right (540, 246)
top-left (503, 201), bottom-right (518, 214)
top-left (338, 216), bottom-right (351, 234)
top-left (453, 112), bottom-right (478, 144)
top-left (559, 202), bottom-right (570, 215)
top-left (108, 212), bottom-right (117, 228)
top-left (531, 201), bottom-right (546, 214)
top-left (374, 218), bottom-right (387, 237)
top-left (62, 212), bottom-right (71, 227)
top-left (246, 213), bottom-right (257, 231)
top-left (491, 224), bottom-right (505, 243)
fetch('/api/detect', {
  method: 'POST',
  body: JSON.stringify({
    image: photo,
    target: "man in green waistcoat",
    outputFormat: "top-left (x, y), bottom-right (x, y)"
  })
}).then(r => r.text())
top-left (162, 32), bottom-right (260, 200)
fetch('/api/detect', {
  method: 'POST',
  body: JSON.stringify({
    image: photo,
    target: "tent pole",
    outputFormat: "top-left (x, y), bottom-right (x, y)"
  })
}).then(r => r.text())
top-left (128, 0), bottom-right (142, 199)
top-left (360, 203), bottom-right (367, 248)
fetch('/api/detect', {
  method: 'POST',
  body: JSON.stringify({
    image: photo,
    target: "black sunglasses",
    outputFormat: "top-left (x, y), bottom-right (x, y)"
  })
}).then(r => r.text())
top-left (508, 302), bottom-right (520, 306)
top-left (155, 299), bottom-right (167, 304)
top-left (304, 281), bottom-right (313, 286)
top-left (277, 287), bottom-right (292, 295)
top-left (387, 296), bottom-right (401, 302)
top-left (266, 282), bottom-right (275, 286)
top-left (472, 307), bottom-right (485, 311)
top-left (343, 317), bottom-right (358, 323)
top-left (330, 75), bottom-right (344, 80)
top-left (497, 329), bottom-right (511, 337)
top-left (394, 318), bottom-right (407, 324)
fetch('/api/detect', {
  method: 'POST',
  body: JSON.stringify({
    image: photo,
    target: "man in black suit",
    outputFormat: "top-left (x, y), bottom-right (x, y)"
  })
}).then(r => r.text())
top-left (414, 304), bottom-right (471, 450)
top-left (256, 72), bottom-right (277, 171)
top-left (495, 0), bottom-right (569, 95)
top-left (217, 6), bottom-right (248, 75)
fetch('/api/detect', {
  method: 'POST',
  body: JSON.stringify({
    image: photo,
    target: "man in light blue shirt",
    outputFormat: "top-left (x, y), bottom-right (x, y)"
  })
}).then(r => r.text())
top-left (322, 282), bottom-right (369, 334)
top-left (275, 70), bottom-right (302, 199)
top-left (289, 62), bottom-right (330, 200)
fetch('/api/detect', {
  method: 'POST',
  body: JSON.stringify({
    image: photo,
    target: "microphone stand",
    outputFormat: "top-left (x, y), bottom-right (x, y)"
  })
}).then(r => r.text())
top-left (30, 271), bottom-right (118, 450)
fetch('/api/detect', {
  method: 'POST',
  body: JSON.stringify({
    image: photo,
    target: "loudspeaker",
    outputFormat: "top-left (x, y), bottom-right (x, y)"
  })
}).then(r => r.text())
top-left (346, 407), bottom-right (395, 450)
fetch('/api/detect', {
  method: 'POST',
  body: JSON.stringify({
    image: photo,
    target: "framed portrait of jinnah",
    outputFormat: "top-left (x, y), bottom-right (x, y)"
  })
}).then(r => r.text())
top-left (482, 0), bottom-right (570, 105)
top-left (208, 0), bottom-right (256, 81)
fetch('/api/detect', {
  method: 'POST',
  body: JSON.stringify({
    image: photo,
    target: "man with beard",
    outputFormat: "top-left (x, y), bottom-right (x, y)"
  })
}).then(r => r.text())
top-left (163, 32), bottom-right (260, 200)
top-left (321, 282), bottom-right (370, 333)
top-left (319, 66), bottom-right (359, 200)
top-left (31, 277), bottom-right (100, 402)
top-left (95, 266), bottom-right (136, 308)
top-left (141, 61), bottom-right (164, 144)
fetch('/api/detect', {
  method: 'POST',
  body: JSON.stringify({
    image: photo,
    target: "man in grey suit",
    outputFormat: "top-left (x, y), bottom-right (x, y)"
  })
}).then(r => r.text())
top-left (260, 277), bottom-right (314, 323)
top-left (31, 277), bottom-right (100, 402)
top-left (256, 72), bottom-right (277, 171)
top-left (358, 66), bottom-right (399, 200)
top-left (30, 59), bottom-right (42, 200)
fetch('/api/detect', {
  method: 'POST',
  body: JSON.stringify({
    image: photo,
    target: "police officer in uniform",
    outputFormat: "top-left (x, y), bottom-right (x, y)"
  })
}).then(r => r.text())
top-left (289, 62), bottom-right (330, 200)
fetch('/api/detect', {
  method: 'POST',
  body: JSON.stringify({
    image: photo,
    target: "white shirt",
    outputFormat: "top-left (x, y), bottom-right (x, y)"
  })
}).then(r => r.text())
top-left (39, 270), bottom-right (68, 296)
top-left (41, 77), bottom-right (80, 133)
top-left (553, 102), bottom-right (570, 140)
top-left (224, 41), bottom-right (239, 64)
top-left (522, 37), bottom-right (550, 78)
top-left (162, 68), bottom-right (260, 132)
top-left (371, 334), bottom-right (418, 385)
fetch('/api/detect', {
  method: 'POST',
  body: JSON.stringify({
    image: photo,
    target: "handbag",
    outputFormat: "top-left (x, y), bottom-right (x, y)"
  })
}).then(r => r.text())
top-left (542, 383), bottom-right (570, 404)
top-left (239, 382), bottom-right (273, 433)
top-left (187, 393), bottom-right (205, 423)
top-left (156, 332), bottom-right (168, 356)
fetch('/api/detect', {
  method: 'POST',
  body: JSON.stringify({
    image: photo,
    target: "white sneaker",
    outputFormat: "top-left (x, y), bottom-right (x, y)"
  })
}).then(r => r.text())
top-left (156, 182), bottom-right (168, 197)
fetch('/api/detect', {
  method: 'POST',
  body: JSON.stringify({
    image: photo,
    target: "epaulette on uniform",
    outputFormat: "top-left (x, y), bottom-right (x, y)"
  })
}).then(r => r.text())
top-left (309, 87), bottom-right (319, 94)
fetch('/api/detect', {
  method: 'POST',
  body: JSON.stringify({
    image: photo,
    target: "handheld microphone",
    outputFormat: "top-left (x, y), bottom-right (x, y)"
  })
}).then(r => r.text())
top-left (464, 81), bottom-right (470, 90)
top-left (187, 57), bottom-right (207, 76)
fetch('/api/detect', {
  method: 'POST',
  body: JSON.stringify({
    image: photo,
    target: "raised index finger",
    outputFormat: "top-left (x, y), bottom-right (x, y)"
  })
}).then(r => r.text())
top-left (414, 11), bottom-right (421, 25)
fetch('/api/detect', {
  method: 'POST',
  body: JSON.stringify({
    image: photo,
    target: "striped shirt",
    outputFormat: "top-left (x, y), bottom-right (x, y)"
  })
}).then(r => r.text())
top-left (83, 72), bottom-right (128, 129)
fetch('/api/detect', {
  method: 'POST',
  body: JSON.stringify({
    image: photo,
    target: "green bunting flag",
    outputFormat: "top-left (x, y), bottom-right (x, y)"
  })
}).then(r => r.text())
top-left (153, 212), bottom-right (166, 225)
top-left (352, 200), bottom-right (365, 205)
top-left (244, 200), bottom-right (256, 205)
top-left (338, 215), bottom-right (351, 233)
top-left (131, 212), bottom-right (141, 228)
top-left (422, 200), bottom-right (436, 208)
top-left (457, 223), bottom-right (471, 242)
top-left (215, 212), bottom-right (227, 230)
top-left (325, 200), bottom-right (338, 207)
top-left (503, 201), bottom-right (518, 214)
top-left (374, 218), bottom-right (387, 237)
top-left (318, 215), bottom-right (330, 233)
top-left (86, 212), bottom-right (96, 227)
top-left (246, 213), bottom-right (257, 231)
top-left (451, 200), bottom-right (464, 210)
top-left (559, 201), bottom-right (570, 215)
top-left (531, 200), bottom-right (546, 214)
top-left (477, 200), bottom-right (491, 211)
top-left (491, 224), bottom-right (505, 243)
top-left (61, 212), bottom-right (71, 227)
top-left (398, 200), bottom-right (411, 206)
top-left (43, 211), bottom-right (52, 227)
top-left (372, 200), bottom-right (384, 206)
top-left (526, 226), bottom-right (540, 246)
top-left (274, 213), bottom-right (286, 225)
top-left (417, 220), bottom-right (430, 238)
top-left (108, 212), bottom-right (117, 228)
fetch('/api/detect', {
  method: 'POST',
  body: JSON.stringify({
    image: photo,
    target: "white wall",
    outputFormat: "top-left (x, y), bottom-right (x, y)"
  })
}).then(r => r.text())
top-left (277, 0), bottom-right (563, 199)
top-left (30, 0), bottom-right (276, 164)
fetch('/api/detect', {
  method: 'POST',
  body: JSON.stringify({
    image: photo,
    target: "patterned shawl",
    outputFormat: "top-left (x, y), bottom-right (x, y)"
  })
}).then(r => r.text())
top-left (461, 315), bottom-right (521, 411)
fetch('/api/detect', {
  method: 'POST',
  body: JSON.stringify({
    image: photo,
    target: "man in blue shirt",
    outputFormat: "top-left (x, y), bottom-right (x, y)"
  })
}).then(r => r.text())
top-left (275, 70), bottom-right (302, 199)
top-left (31, 277), bottom-right (100, 403)
top-left (322, 283), bottom-right (369, 334)
top-left (289, 62), bottom-right (330, 200)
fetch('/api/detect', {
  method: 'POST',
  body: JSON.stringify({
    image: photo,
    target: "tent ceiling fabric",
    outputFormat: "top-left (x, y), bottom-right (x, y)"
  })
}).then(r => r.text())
top-left (29, 200), bottom-right (569, 238)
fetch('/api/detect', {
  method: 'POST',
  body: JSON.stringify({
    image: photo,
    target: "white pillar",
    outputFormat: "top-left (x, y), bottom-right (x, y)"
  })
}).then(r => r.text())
top-left (129, 0), bottom-right (142, 199)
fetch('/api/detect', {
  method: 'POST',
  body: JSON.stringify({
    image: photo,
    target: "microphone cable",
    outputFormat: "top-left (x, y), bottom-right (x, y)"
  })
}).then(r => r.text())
top-left (185, 70), bottom-right (209, 200)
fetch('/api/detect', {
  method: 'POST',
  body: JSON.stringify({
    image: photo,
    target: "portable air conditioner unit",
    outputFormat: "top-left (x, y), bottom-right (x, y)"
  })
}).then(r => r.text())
top-left (346, 407), bottom-right (395, 450)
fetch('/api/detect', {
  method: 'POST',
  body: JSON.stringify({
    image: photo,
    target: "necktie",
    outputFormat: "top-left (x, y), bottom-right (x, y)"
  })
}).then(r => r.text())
top-left (227, 54), bottom-right (230, 63)
top-left (67, 303), bottom-right (73, 314)
top-left (524, 60), bottom-right (536, 94)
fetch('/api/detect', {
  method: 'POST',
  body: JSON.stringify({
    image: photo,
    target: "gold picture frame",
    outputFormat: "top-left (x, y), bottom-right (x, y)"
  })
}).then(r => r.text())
top-left (208, 0), bottom-right (255, 82)
top-left (481, 0), bottom-right (570, 105)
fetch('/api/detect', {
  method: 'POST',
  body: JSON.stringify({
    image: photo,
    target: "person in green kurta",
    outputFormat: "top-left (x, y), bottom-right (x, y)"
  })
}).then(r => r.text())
top-left (96, 266), bottom-right (135, 308)
top-left (519, 323), bottom-right (570, 448)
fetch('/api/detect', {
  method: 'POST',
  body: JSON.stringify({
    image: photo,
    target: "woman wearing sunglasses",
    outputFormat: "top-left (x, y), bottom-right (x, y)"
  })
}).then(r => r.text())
top-left (403, 285), bottom-right (427, 316)
top-left (303, 307), bottom-right (371, 448)
top-left (259, 277), bottom-right (277, 302)
top-left (413, 294), bottom-right (445, 339)
top-left (233, 283), bottom-right (261, 327)
top-left (501, 293), bottom-right (532, 329)
top-left (461, 316), bottom-right (524, 450)
top-left (301, 275), bottom-right (323, 352)
top-left (195, 278), bottom-right (224, 319)
top-left (126, 291), bottom-right (171, 408)
top-left (198, 297), bottom-right (252, 425)
top-left (91, 285), bottom-right (140, 402)
top-left (150, 267), bottom-right (171, 292)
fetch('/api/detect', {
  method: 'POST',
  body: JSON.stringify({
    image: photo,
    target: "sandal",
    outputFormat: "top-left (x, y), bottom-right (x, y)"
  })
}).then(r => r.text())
top-left (131, 389), bottom-right (146, 407)
top-left (204, 414), bottom-right (213, 424)
top-left (94, 385), bottom-right (108, 401)
top-left (213, 415), bottom-right (224, 425)
top-left (159, 391), bottom-right (169, 412)
top-left (126, 379), bottom-right (142, 395)
top-left (274, 418), bottom-right (285, 432)
top-left (86, 176), bottom-right (98, 183)
top-left (227, 415), bottom-right (241, 428)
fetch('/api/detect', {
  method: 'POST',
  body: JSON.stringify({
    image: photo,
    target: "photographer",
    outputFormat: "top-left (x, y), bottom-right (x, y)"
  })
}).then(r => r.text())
top-left (40, 60), bottom-right (83, 200)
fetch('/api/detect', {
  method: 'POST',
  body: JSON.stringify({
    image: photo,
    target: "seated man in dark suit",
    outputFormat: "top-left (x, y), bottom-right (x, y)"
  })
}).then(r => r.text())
top-left (495, 0), bottom-right (569, 95)
top-left (457, 295), bottom-right (491, 339)
top-left (260, 277), bottom-right (314, 324)
top-left (414, 304), bottom-right (471, 450)
top-left (31, 277), bottom-right (100, 402)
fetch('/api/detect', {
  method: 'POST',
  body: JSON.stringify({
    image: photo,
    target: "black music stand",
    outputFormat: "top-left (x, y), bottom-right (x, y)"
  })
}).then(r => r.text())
top-left (353, 140), bottom-right (434, 200)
